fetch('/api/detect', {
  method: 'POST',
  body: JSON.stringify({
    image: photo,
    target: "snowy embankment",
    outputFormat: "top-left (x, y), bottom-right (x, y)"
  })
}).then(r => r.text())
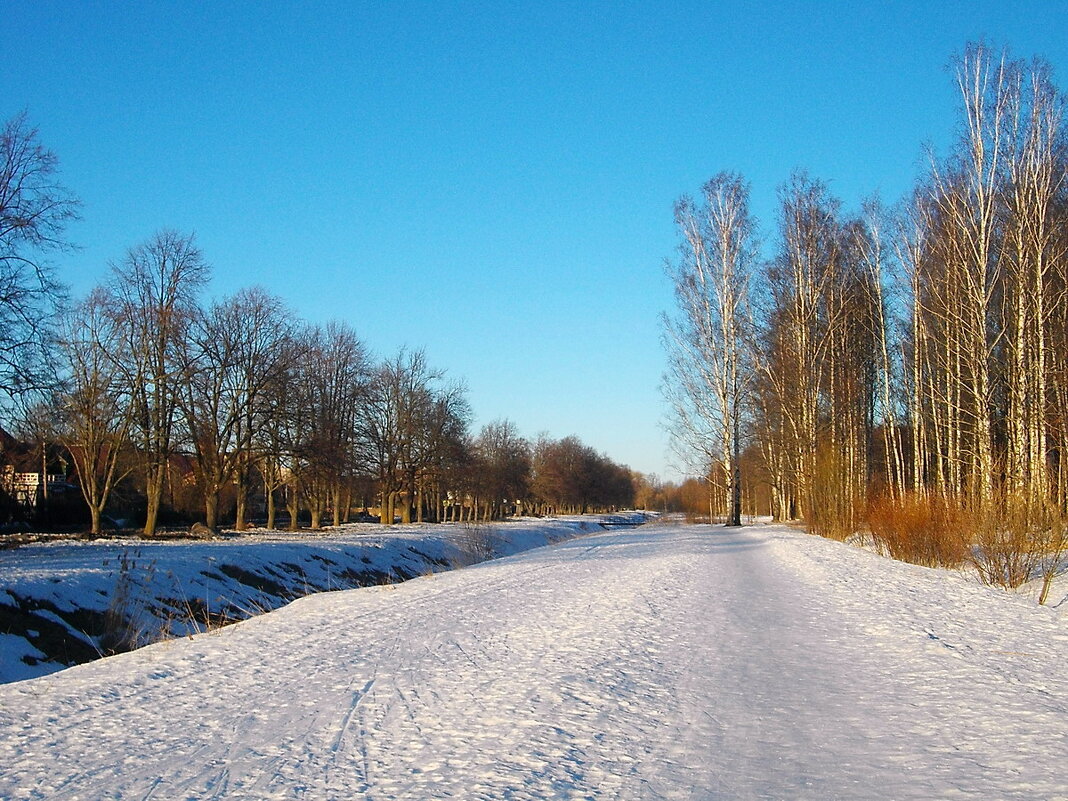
top-left (0, 515), bottom-right (638, 684)
top-left (0, 522), bottom-right (1064, 800)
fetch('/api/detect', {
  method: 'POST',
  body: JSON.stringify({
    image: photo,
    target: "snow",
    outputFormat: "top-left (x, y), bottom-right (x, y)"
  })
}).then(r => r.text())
top-left (0, 522), bottom-right (1066, 799)
top-left (0, 517), bottom-right (610, 684)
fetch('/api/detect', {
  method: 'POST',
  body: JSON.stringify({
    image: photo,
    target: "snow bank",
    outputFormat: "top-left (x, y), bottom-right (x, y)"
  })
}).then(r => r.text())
top-left (0, 513), bottom-right (646, 684)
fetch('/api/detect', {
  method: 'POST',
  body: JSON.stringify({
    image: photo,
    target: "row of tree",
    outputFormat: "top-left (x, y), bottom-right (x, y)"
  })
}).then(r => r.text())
top-left (664, 42), bottom-right (1068, 536)
top-left (0, 116), bottom-right (636, 535)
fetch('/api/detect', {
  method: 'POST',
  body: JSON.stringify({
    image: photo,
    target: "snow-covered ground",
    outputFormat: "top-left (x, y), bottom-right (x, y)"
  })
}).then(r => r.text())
top-left (0, 516), bottom-right (617, 684)
top-left (1, 522), bottom-right (1065, 800)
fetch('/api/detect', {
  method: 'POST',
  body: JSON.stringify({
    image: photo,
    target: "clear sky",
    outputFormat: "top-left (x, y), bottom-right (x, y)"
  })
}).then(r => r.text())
top-left (6, 1), bottom-right (1068, 480)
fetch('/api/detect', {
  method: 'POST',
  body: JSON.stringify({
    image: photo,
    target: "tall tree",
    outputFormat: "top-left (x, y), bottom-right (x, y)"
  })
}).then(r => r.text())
top-left (908, 43), bottom-right (1068, 509)
top-left (473, 419), bottom-right (531, 520)
top-left (924, 42), bottom-right (1008, 505)
top-left (176, 287), bottom-right (294, 530)
top-left (359, 350), bottom-right (470, 525)
top-left (997, 54), bottom-right (1064, 504)
top-left (0, 112), bottom-right (78, 400)
top-left (301, 321), bottom-right (370, 529)
top-left (360, 350), bottom-right (431, 525)
top-left (108, 230), bottom-right (209, 536)
top-left (663, 172), bottom-right (756, 526)
top-left (56, 289), bottom-right (134, 535)
top-left (254, 343), bottom-right (304, 530)
top-left (756, 172), bottom-right (848, 523)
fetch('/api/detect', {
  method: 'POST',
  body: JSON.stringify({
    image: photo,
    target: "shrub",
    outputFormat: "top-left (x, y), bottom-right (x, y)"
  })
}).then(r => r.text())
top-left (1037, 510), bottom-right (1068, 605)
top-left (970, 496), bottom-right (1068, 594)
top-left (808, 448), bottom-right (861, 541)
top-left (866, 493), bottom-right (970, 568)
top-left (868, 491), bottom-right (1068, 600)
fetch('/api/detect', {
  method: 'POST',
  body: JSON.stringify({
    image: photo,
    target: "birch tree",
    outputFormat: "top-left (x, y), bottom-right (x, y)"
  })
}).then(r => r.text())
top-left (997, 55), bottom-right (1064, 505)
top-left (759, 172), bottom-right (843, 521)
top-left (663, 172), bottom-right (756, 526)
top-left (922, 43), bottom-right (1009, 505)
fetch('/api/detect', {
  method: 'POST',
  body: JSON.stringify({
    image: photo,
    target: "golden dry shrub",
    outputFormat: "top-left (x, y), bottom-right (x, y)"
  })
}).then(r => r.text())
top-left (866, 493), bottom-right (970, 568)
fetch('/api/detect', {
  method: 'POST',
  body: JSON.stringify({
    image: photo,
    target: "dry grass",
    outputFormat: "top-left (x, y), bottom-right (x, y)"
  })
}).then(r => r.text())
top-left (452, 523), bottom-right (501, 567)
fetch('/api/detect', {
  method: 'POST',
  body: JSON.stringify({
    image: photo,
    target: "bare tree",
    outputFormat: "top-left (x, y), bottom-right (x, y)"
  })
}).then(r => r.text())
top-left (921, 42), bottom-right (1009, 506)
top-left (410, 380), bottom-right (470, 523)
top-left (264, 324), bottom-right (318, 531)
top-left (857, 199), bottom-right (908, 499)
top-left (663, 172), bottom-right (756, 526)
top-left (997, 54), bottom-right (1064, 505)
top-left (360, 357), bottom-right (403, 525)
top-left (530, 435), bottom-right (633, 515)
top-left (55, 289), bottom-right (133, 534)
top-left (906, 44), bottom-right (1067, 513)
top-left (754, 173), bottom-right (855, 524)
top-left (358, 350), bottom-right (470, 524)
top-left (108, 230), bottom-right (209, 536)
top-left (176, 287), bottom-right (294, 530)
top-left (473, 419), bottom-right (531, 520)
top-left (300, 321), bottom-right (370, 529)
top-left (360, 350), bottom-right (424, 525)
top-left (0, 112), bottom-right (78, 399)
top-left (254, 348), bottom-right (302, 530)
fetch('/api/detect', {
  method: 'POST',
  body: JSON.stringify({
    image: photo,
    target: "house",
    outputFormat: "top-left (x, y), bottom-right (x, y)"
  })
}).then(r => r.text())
top-left (0, 426), bottom-right (73, 509)
top-left (0, 464), bottom-right (66, 507)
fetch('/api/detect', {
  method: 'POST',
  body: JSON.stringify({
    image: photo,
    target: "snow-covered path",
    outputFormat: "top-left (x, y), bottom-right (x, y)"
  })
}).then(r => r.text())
top-left (0, 523), bottom-right (1065, 800)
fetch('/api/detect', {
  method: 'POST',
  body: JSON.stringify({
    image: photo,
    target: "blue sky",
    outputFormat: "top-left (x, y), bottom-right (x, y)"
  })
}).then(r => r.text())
top-left (6, 1), bottom-right (1068, 480)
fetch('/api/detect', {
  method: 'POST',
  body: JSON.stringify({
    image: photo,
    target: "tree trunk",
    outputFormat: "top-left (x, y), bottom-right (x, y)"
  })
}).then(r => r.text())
top-left (234, 470), bottom-right (248, 531)
top-left (384, 490), bottom-right (396, 525)
top-left (204, 491), bottom-right (219, 531)
top-left (144, 464), bottom-right (165, 537)
top-left (287, 486), bottom-right (300, 531)
top-left (332, 485), bottom-right (343, 528)
top-left (40, 446), bottom-right (49, 504)
top-left (235, 494), bottom-right (247, 531)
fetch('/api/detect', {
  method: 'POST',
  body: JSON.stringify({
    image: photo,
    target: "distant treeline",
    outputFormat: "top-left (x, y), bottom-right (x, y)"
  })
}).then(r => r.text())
top-left (0, 117), bottom-right (638, 535)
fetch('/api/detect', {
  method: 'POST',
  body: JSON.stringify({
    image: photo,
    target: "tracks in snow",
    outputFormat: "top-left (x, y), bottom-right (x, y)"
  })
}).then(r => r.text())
top-left (0, 525), bottom-right (1065, 800)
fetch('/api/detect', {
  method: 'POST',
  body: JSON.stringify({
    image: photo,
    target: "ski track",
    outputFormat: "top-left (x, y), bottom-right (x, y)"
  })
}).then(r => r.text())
top-left (0, 523), bottom-right (1065, 800)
